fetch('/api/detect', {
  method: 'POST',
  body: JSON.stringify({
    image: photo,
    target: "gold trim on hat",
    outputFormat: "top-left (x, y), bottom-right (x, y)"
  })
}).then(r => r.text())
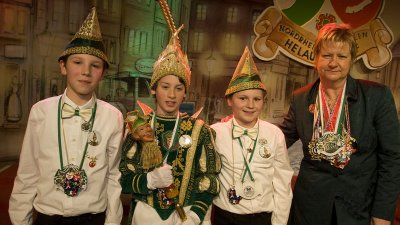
top-left (59, 7), bottom-right (108, 66)
top-left (225, 46), bottom-right (266, 96)
top-left (74, 8), bottom-right (102, 41)
top-left (59, 46), bottom-right (108, 64)
top-left (225, 81), bottom-right (266, 96)
top-left (150, 25), bottom-right (191, 90)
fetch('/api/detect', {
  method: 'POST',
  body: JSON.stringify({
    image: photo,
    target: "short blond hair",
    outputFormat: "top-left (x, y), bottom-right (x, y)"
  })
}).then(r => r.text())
top-left (314, 23), bottom-right (357, 61)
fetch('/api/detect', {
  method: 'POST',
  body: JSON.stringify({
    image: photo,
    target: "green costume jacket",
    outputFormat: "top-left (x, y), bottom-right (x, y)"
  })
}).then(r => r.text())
top-left (119, 112), bottom-right (221, 224)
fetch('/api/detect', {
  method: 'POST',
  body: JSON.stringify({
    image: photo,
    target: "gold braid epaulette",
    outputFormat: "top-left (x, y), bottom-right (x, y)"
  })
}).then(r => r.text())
top-left (178, 119), bottom-right (204, 205)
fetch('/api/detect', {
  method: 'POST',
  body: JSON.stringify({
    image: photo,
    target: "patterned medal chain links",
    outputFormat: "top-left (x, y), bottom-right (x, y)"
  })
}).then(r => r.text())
top-left (323, 90), bottom-right (341, 132)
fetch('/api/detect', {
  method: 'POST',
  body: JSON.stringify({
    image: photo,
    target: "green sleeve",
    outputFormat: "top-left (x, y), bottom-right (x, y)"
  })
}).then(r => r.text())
top-left (119, 134), bottom-right (151, 194)
top-left (191, 124), bottom-right (221, 220)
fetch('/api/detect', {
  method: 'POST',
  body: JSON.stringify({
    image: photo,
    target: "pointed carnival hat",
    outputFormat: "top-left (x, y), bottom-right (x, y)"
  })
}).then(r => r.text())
top-left (150, 26), bottom-right (191, 91)
top-left (58, 7), bottom-right (109, 67)
top-left (225, 46), bottom-right (266, 96)
top-left (150, 0), bottom-right (191, 91)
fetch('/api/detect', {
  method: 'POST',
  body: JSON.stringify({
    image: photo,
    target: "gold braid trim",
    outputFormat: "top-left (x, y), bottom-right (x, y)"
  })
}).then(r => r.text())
top-left (147, 194), bottom-right (153, 207)
top-left (178, 120), bottom-right (204, 205)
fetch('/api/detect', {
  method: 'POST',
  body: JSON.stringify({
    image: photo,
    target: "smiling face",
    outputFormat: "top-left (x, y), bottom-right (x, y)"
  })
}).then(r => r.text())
top-left (59, 54), bottom-right (105, 105)
top-left (227, 89), bottom-right (264, 128)
top-left (315, 41), bottom-right (352, 88)
top-left (151, 75), bottom-right (186, 116)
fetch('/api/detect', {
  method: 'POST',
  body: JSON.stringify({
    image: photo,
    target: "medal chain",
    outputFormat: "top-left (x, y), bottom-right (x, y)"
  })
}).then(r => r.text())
top-left (321, 89), bottom-right (342, 132)
top-left (57, 97), bottom-right (97, 169)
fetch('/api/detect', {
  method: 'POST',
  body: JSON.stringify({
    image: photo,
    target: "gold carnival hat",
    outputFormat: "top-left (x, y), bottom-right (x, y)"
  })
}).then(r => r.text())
top-left (58, 7), bottom-right (109, 67)
top-left (150, 0), bottom-right (191, 90)
top-left (225, 46), bottom-right (266, 96)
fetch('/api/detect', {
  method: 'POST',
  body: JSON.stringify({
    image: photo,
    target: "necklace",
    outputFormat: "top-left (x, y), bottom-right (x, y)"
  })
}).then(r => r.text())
top-left (227, 121), bottom-right (259, 204)
top-left (54, 97), bottom-right (97, 197)
top-left (309, 82), bottom-right (357, 169)
top-left (320, 87), bottom-right (343, 132)
top-left (228, 131), bottom-right (242, 204)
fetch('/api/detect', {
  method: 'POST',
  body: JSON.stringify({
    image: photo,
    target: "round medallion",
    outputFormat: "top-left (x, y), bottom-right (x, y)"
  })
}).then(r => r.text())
top-left (316, 132), bottom-right (344, 156)
top-left (242, 182), bottom-right (255, 198)
top-left (179, 135), bottom-right (192, 148)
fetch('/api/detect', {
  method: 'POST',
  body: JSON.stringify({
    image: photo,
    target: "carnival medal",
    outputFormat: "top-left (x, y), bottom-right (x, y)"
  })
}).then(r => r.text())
top-left (88, 131), bottom-right (101, 146)
top-left (179, 135), bottom-right (192, 148)
top-left (258, 138), bottom-right (271, 158)
top-left (54, 164), bottom-right (88, 197)
top-left (228, 186), bottom-right (242, 204)
top-left (81, 121), bottom-right (91, 131)
top-left (158, 187), bottom-right (175, 208)
top-left (87, 155), bottom-right (97, 168)
top-left (242, 181), bottom-right (256, 198)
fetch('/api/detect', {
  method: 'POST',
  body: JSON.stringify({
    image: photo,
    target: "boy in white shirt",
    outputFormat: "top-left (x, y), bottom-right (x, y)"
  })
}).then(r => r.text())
top-left (211, 47), bottom-right (293, 225)
top-left (9, 7), bottom-right (123, 225)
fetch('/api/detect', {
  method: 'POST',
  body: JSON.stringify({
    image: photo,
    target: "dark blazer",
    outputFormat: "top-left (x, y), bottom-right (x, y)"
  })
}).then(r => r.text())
top-left (280, 76), bottom-right (400, 225)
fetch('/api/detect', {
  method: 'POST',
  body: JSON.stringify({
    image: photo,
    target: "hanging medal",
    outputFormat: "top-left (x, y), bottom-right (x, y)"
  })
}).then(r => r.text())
top-left (179, 135), bottom-right (192, 148)
top-left (258, 138), bottom-right (271, 158)
top-left (88, 131), bottom-right (101, 146)
top-left (242, 181), bottom-right (256, 198)
top-left (87, 155), bottom-right (97, 168)
top-left (54, 97), bottom-right (97, 197)
top-left (158, 188), bottom-right (175, 208)
top-left (54, 164), bottom-right (88, 197)
top-left (81, 121), bottom-right (91, 131)
top-left (228, 186), bottom-right (242, 204)
top-left (308, 83), bottom-right (357, 169)
top-left (236, 127), bottom-right (261, 200)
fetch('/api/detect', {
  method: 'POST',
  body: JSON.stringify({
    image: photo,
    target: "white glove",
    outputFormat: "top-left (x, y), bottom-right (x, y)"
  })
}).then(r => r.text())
top-left (146, 163), bottom-right (173, 189)
top-left (176, 210), bottom-right (201, 225)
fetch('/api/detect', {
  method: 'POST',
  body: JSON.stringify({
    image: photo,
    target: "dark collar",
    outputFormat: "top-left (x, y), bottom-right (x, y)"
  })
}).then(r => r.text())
top-left (306, 76), bottom-right (358, 103)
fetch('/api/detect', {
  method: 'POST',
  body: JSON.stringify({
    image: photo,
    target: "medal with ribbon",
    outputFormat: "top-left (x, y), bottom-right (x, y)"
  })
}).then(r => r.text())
top-left (236, 129), bottom-right (258, 200)
top-left (228, 121), bottom-right (261, 203)
top-left (308, 82), bottom-right (357, 169)
top-left (54, 97), bottom-right (97, 197)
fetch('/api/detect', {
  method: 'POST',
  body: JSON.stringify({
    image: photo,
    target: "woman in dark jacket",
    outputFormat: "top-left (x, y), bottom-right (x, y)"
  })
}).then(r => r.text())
top-left (280, 23), bottom-right (400, 225)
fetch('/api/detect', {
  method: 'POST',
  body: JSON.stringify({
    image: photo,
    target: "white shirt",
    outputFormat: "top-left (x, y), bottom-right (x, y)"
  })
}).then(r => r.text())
top-left (9, 92), bottom-right (124, 225)
top-left (211, 117), bottom-right (293, 225)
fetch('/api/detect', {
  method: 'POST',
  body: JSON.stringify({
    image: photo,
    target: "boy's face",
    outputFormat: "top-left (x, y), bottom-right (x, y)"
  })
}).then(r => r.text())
top-left (227, 89), bottom-right (264, 128)
top-left (151, 75), bottom-right (185, 116)
top-left (59, 54), bottom-right (105, 105)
